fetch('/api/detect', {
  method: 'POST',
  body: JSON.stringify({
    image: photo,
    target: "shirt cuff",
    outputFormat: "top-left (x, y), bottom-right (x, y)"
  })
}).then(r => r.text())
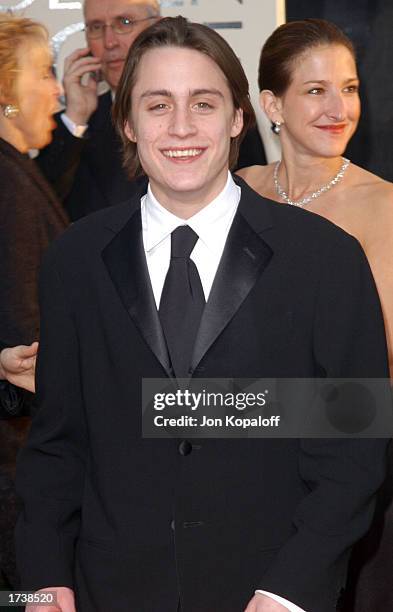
top-left (255, 590), bottom-right (306, 612)
top-left (61, 113), bottom-right (88, 138)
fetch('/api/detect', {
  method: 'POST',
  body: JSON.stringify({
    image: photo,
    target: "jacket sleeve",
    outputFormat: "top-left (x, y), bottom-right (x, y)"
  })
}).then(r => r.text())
top-left (259, 234), bottom-right (390, 612)
top-left (0, 341), bottom-right (22, 417)
top-left (0, 379), bottom-right (29, 418)
top-left (35, 115), bottom-right (86, 203)
top-left (15, 247), bottom-right (87, 591)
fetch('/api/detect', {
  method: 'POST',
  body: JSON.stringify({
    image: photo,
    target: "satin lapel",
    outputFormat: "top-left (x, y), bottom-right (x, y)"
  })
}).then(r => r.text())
top-left (102, 208), bottom-right (171, 376)
top-left (191, 205), bottom-right (273, 372)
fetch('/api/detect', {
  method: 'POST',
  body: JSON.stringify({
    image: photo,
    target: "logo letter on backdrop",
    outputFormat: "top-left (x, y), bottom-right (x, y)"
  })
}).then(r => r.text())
top-left (0, 0), bottom-right (36, 11)
top-left (49, 0), bottom-right (82, 9)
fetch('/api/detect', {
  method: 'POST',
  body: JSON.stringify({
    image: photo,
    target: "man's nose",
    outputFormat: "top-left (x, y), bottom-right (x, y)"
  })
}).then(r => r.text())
top-left (168, 107), bottom-right (197, 137)
top-left (102, 24), bottom-right (119, 49)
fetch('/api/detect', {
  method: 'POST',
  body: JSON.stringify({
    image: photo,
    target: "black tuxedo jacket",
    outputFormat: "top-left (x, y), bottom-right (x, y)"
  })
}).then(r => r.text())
top-left (36, 92), bottom-right (266, 221)
top-left (35, 92), bottom-right (134, 221)
top-left (16, 178), bottom-right (389, 612)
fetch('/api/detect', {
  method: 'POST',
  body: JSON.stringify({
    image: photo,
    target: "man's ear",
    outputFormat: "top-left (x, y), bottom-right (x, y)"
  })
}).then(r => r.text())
top-left (259, 89), bottom-right (283, 125)
top-left (124, 120), bottom-right (137, 143)
top-left (230, 107), bottom-right (243, 138)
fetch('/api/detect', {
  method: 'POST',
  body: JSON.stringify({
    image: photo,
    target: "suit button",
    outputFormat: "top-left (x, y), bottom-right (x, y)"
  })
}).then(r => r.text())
top-left (170, 519), bottom-right (175, 531)
top-left (178, 440), bottom-right (192, 456)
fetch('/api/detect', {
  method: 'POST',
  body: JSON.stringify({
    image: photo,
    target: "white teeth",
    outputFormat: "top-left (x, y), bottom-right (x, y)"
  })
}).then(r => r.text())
top-left (162, 149), bottom-right (202, 158)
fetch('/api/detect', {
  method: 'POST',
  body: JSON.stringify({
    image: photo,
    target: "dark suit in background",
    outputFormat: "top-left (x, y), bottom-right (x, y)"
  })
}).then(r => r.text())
top-left (16, 178), bottom-right (389, 612)
top-left (36, 91), bottom-right (266, 221)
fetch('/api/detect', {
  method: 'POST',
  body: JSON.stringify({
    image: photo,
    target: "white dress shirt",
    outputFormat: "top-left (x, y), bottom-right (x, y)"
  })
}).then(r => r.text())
top-left (141, 173), bottom-right (306, 612)
top-left (142, 172), bottom-right (240, 307)
top-left (61, 112), bottom-right (88, 139)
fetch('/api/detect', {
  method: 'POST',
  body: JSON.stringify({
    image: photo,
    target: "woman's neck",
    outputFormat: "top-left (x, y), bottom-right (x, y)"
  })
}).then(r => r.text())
top-left (0, 118), bottom-right (28, 154)
top-left (278, 150), bottom-right (345, 202)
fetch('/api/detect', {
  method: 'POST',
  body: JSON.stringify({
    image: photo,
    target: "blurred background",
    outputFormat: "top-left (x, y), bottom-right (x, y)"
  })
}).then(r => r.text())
top-left (1, 0), bottom-right (391, 177)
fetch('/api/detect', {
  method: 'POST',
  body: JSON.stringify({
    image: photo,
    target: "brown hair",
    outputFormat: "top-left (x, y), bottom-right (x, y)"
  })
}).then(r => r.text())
top-left (259, 18), bottom-right (356, 96)
top-left (113, 15), bottom-right (255, 177)
top-left (0, 13), bottom-right (49, 103)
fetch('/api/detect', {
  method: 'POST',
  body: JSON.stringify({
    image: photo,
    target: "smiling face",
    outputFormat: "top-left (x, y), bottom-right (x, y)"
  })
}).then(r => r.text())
top-left (271, 44), bottom-right (360, 158)
top-left (84, 0), bottom-right (158, 89)
top-left (11, 42), bottom-right (61, 152)
top-left (125, 46), bottom-right (243, 214)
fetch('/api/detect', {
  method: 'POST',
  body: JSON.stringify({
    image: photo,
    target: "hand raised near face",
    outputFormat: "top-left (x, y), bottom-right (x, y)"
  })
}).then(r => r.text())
top-left (62, 47), bottom-right (102, 125)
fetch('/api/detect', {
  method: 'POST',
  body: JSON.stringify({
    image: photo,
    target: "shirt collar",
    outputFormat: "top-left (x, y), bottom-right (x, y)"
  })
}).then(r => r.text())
top-left (142, 172), bottom-right (241, 255)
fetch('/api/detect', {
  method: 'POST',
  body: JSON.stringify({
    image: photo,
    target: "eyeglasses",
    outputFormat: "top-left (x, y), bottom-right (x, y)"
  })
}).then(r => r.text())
top-left (85, 15), bottom-right (157, 39)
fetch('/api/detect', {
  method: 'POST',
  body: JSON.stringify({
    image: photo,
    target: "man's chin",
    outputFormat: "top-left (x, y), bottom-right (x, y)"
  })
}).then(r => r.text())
top-left (104, 64), bottom-right (124, 89)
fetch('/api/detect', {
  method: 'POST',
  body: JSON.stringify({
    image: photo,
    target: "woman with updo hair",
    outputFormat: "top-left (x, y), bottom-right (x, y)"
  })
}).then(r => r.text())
top-left (0, 13), bottom-right (67, 587)
top-left (238, 18), bottom-right (393, 379)
top-left (238, 18), bottom-right (393, 612)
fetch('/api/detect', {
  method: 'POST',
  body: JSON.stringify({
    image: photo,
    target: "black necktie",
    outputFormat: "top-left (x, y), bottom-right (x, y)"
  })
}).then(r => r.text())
top-left (159, 226), bottom-right (205, 379)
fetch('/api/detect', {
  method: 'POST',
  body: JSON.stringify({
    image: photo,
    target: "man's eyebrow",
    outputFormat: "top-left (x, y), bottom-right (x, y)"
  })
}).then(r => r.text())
top-left (140, 90), bottom-right (172, 98)
top-left (86, 12), bottom-right (137, 23)
top-left (139, 89), bottom-right (225, 99)
top-left (190, 88), bottom-right (224, 98)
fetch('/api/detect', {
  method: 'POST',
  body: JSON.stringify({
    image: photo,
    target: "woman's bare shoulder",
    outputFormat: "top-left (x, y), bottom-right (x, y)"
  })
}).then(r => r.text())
top-left (346, 164), bottom-right (393, 220)
top-left (344, 165), bottom-right (393, 259)
top-left (350, 164), bottom-right (393, 199)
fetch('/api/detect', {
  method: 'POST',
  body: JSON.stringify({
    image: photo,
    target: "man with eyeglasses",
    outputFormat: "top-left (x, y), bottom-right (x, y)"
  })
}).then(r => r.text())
top-left (35, 0), bottom-right (160, 221)
top-left (36, 0), bottom-right (266, 221)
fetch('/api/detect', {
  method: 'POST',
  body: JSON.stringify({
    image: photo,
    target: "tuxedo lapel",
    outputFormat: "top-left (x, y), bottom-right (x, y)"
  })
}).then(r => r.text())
top-left (102, 178), bottom-right (275, 378)
top-left (102, 207), bottom-right (172, 377)
top-left (191, 185), bottom-right (274, 371)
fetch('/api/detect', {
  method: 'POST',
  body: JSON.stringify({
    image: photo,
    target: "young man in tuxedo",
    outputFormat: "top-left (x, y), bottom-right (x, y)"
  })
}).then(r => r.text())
top-left (36, 0), bottom-right (265, 221)
top-left (17, 17), bottom-right (389, 612)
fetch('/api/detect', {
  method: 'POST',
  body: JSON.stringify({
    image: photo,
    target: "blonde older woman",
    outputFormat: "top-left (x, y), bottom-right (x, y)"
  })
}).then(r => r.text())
top-left (0, 14), bottom-right (67, 414)
top-left (0, 13), bottom-right (67, 587)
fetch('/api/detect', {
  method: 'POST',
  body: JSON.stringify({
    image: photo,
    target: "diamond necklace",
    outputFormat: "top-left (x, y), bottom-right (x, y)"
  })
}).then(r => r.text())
top-left (273, 157), bottom-right (350, 207)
